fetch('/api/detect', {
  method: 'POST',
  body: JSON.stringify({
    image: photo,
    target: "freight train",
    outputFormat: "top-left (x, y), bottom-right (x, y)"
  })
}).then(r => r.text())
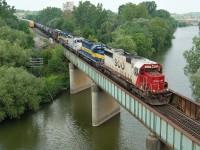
top-left (30, 21), bottom-right (172, 105)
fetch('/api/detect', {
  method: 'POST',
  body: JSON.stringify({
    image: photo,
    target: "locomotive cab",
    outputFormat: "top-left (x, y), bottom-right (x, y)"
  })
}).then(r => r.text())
top-left (138, 64), bottom-right (166, 92)
top-left (68, 37), bottom-right (83, 52)
top-left (133, 61), bottom-right (171, 105)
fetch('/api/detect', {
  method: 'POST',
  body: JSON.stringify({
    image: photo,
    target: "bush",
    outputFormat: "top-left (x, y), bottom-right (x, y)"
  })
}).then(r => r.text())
top-left (0, 67), bottom-right (43, 121)
top-left (41, 74), bottom-right (69, 103)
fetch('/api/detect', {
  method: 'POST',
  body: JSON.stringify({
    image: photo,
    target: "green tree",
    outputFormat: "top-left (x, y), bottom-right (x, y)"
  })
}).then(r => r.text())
top-left (18, 20), bottom-right (30, 34)
top-left (0, 26), bottom-right (34, 48)
top-left (0, 0), bottom-right (16, 19)
top-left (139, 1), bottom-right (157, 15)
top-left (37, 45), bottom-right (69, 101)
top-left (133, 33), bottom-right (155, 58)
top-left (184, 37), bottom-right (200, 101)
top-left (109, 29), bottom-right (136, 54)
top-left (189, 72), bottom-right (200, 101)
top-left (0, 0), bottom-right (27, 31)
top-left (148, 18), bottom-right (168, 50)
top-left (152, 9), bottom-right (170, 19)
top-left (120, 18), bottom-right (150, 36)
top-left (73, 1), bottom-right (107, 36)
top-left (0, 17), bottom-right (6, 27)
top-left (0, 40), bottom-right (32, 67)
top-left (82, 26), bottom-right (95, 39)
top-left (97, 21), bottom-right (113, 43)
top-left (47, 17), bottom-right (63, 29)
top-left (25, 14), bottom-right (38, 21)
top-left (61, 20), bottom-right (75, 33)
top-left (35, 7), bottom-right (62, 25)
top-left (184, 37), bottom-right (200, 75)
top-left (0, 67), bottom-right (43, 121)
top-left (42, 74), bottom-right (68, 102)
top-left (118, 4), bottom-right (125, 15)
top-left (119, 3), bottom-right (148, 21)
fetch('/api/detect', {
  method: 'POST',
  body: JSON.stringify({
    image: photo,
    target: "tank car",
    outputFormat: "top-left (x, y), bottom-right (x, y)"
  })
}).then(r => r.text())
top-left (104, 48), bottom-right (172, 105)
top-left (28, 21), bottom-right (34, 28)
top-left (51, 29), bottom-right (61, 41)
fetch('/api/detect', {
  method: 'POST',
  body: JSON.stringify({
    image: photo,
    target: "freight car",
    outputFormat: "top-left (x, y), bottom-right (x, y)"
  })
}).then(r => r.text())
top-left (31, 20), bottom-right (172, 105)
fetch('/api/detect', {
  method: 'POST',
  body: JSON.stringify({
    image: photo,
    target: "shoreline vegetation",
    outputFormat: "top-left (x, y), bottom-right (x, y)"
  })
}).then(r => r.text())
top-left (0, 0), bottom-right (198, 122)
top-left (0, 0), bottom-right (69, 122)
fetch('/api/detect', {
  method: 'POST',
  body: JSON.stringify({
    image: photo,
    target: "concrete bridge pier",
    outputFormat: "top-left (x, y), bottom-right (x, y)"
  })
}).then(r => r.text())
top-left (91, 83), bottom-right (120, 126)
top-left (69, 63), bottom-right (92, 94)
top-left (146, 132), bottom-right (163, 150)
top-left (146, 132), bottom-right (172, 150)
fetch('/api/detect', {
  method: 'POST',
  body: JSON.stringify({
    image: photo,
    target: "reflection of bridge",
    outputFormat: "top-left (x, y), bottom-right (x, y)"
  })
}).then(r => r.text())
top-left (63, 48), bottom-right (200, 150)
top-left (177, 19), bottom-right (199, 26)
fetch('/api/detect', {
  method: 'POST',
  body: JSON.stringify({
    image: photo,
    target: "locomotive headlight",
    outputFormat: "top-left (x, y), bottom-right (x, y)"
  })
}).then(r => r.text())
top-left (167, 88), bottom-right (169, 91)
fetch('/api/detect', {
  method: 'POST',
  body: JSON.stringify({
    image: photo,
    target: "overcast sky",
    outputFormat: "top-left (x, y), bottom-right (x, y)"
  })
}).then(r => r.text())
top-left (5, 0), bottom-right (200, 14)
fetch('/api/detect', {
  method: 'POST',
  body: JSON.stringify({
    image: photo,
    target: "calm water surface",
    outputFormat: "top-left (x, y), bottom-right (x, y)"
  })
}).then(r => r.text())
top-left (152, 26), bottom-right (199, 99)
top-left (0, 90), bottom-right (148, 150)
top-left (0, 26), bottom-right (198, 150)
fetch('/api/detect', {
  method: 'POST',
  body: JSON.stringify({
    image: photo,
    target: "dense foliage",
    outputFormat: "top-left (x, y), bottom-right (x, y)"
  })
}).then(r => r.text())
top-left (0, 1), bottom-right (70, 122)
top-left (0, 67), bottom-right (43, 121)
top-left (36, 45), bottom-right (69, 102)
top-left (0, 0), bottom-right (30, 32)
top-left (0, 40), bottom-right (32, 67)
top-left (26, 7), bottom-right (63, 26)
top-left (184, 37), bottom-right (200, 102)
top-left (26, 1), bottom-right (176, 58)
top-left (0, 26), bottom-right (34, 48)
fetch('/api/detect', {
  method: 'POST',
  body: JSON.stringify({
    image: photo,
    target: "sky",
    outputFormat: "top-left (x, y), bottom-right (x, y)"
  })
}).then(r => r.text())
top-left (5, 0), bottom-right (200, 14)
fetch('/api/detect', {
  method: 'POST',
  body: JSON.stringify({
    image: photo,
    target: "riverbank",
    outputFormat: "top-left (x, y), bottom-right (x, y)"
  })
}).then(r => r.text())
top-left (151, 26), bottom-right (199, 100)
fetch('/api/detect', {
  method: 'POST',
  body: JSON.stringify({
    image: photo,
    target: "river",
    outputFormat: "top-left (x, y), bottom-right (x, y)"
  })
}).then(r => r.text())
top-left (152, 26), bottom-right (199, 99)
top-left (0, 26), bottom-right (198, 150)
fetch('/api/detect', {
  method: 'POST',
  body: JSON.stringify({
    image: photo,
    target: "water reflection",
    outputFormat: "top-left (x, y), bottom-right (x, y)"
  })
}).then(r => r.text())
top-left (0, 112), bottom-right (39, 150)
top-left (0, 89), bottom-right (148, 150)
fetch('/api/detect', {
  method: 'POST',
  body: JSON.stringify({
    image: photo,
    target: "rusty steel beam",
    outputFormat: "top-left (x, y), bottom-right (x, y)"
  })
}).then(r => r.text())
top-left (170, 90), bottom-right (200, 120)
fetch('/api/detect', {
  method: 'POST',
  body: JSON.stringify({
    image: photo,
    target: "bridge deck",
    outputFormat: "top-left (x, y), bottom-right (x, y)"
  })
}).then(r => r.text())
top-left (64, 49), bottom-right (200, 150)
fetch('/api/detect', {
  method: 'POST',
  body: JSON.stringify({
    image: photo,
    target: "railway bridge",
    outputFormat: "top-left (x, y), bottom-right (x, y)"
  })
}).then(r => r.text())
top-left (63, 47), bottom-right (200, 150)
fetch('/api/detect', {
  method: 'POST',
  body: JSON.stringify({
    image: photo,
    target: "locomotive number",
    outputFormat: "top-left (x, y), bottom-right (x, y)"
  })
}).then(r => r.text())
top-left (114, 58), bottom-right (125, 70)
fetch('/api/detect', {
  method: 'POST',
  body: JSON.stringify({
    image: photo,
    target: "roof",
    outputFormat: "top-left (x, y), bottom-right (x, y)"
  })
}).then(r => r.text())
top-left (134, 59), bottom-right (157, 69)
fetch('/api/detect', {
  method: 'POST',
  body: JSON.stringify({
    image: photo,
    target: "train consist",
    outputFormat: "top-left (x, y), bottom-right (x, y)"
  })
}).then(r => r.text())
top-left (31, 21), bottom-right (172, 105)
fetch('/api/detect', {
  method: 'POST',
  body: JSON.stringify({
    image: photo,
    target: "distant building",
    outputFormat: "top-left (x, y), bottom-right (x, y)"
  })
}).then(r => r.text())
top-left (177, 19), bottom-right (199, 26)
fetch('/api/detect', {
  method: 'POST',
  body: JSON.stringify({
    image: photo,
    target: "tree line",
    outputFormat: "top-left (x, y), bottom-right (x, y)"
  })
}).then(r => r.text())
top-left (26, 1), bottom-right (177, 58)
top-left (0, 0), bottom-right (69, 122)
top-left (27, 1), bottom-right (200, 102)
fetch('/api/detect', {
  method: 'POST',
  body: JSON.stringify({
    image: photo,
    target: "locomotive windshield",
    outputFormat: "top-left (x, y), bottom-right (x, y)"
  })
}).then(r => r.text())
top-left (145, 68), bottom-right (157, 72)
top-left (143, 64), bottom-right (162, 73)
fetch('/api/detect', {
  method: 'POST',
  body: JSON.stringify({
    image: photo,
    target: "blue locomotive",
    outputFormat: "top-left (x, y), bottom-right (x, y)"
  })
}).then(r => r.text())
top-left (81, 39), bottom-right (107, 63)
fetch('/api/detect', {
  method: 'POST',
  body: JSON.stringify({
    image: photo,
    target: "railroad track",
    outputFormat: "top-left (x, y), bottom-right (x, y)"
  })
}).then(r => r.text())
top-left (153, 104), bottom-right (200, 140)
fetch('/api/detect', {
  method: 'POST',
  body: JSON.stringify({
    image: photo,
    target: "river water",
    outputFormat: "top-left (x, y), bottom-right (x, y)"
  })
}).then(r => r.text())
top-left (152, 26), bottom-right (199, 100)
top-left (0, 26), bottom-right (198, 150)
